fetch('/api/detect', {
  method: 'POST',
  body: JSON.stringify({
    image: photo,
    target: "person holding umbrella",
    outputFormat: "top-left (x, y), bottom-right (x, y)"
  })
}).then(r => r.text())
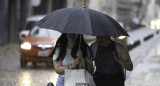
top-left (49, 33), bottom-right (93, 86)
top-left (36, 1), bottom-right (132, 85)
top-left (90, 36), bottom-right (133, 86)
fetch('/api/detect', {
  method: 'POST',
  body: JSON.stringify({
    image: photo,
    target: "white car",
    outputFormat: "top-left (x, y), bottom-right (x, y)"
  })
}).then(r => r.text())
top-left (19, 15), bottom-right (46, 42)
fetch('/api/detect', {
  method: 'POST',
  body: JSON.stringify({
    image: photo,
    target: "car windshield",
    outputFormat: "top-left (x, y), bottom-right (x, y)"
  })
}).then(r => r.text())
top-left (23, 21), bottom-right (36, 30)
top-left (29, 26), bottom-right (61, 37)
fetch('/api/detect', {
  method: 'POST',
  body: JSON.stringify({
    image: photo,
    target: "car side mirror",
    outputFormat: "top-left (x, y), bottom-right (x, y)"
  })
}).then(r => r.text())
top-left (21, 34), bottom-right (27, 38)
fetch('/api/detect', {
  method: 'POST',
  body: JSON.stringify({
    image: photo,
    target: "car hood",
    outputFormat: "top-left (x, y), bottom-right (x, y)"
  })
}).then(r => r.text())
top-left (24, 36), bottom-right (58, 45)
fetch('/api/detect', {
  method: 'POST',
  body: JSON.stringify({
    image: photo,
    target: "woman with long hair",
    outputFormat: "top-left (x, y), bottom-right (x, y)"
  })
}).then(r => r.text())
top-left (50, 33), bottom-right (93, 86)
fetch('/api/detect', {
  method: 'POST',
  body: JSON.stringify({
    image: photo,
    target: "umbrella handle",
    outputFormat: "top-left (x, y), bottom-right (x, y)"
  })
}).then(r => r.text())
top-left (77, 35), bottom-right (81, 70)
top-left (75, 35), bottom-right (81, 69)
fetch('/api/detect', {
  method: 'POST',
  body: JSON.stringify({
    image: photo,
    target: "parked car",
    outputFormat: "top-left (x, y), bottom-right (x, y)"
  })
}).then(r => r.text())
top-left (20, 26), bottom-right (61, 67)
top-left (19, 15), bottom-right (46, 42)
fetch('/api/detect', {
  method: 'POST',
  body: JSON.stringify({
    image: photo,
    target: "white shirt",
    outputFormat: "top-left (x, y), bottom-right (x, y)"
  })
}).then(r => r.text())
top-left (53, 48), bottom-right (86, 77)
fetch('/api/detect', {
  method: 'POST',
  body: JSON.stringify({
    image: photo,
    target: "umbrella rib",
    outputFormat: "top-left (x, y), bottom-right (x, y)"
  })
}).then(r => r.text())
top-left (37, 8), bottom-right (129, 37)
top-left (85, 9), bottom-right (93, 35)
top-left (62, 9), bottom-right (78, 33)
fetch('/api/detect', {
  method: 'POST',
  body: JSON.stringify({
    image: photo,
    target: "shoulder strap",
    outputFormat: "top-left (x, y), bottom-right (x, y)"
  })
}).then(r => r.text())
top-left (115, 41), bottom-right (126, 80)
top-left (91, 41), bottom-right (122, 59)
top-left (90, 42), bottom-right (98, 60)
top-left (115, 42), bottom-right (122, 59)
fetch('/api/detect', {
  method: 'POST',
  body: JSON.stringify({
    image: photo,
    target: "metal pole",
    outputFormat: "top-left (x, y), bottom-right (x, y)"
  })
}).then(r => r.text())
top-left (83, 0), bottom-right (86, 8)
top-left (106, 0), bottom-right (110, 14)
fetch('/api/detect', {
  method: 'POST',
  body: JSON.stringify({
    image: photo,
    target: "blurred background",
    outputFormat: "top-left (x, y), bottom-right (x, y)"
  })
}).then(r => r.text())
top-left (0, 0), bottom-right (160, 45)
top-left (1, 0), bottom-right (160, 86)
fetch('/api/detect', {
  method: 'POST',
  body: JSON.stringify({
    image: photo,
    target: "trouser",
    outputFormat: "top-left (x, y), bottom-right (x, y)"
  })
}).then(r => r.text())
top-left (93, 71), bottom-right (125, 86)
top-left (56, 76), bottom-right (64, 86)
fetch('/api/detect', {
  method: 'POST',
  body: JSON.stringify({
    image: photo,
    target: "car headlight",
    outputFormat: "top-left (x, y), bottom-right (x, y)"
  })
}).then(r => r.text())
top-left (21, 42), bottom-right (31, 50)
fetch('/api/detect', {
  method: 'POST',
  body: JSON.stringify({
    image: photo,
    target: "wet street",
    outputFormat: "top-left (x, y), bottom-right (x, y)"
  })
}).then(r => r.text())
top-left (0, 27), bottom-right (160, 86)
top-left (0, 44), bottom-right (58, 86)
top-left (125, 28), bottom-right (160, 86)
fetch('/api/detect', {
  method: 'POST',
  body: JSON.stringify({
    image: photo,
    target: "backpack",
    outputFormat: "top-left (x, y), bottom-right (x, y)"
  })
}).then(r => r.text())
top-left (90, 41), bottom-right (126, 80)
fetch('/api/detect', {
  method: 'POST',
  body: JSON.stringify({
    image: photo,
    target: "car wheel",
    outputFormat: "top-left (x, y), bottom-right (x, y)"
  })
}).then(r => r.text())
top-left (20, 55), bottom-right (27, 68)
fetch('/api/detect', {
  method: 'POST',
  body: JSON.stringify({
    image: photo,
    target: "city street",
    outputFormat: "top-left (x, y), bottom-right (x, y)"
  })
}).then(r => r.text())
top-left (0, 0), bottom-right (160, 86)
top-left (0, 27), bottom-right (160, 86)
top-left (125, 27), bottom-right (160, 86)
top-left (0, 45), bottom-right (58, 86)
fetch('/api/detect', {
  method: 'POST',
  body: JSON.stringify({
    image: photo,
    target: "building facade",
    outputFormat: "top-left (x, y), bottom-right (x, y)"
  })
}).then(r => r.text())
top-left (0, 0), bottom-right (66, 45)
top-left (89, 0), bottom-right (145, 31)
top-left (0, 0), bottom-right (29, 45)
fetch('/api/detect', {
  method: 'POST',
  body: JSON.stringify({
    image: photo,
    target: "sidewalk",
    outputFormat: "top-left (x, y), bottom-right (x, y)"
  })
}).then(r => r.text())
top-left (127, 27), bottom-right (158, 45)
top-left (125, 27), bottom-right (160, 86)
top-left (126, 27), bottom-right (159, 64)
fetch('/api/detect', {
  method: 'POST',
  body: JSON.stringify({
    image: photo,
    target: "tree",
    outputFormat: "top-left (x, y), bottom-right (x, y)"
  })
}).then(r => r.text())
top-left (156, 0), bottom-right (160, 5)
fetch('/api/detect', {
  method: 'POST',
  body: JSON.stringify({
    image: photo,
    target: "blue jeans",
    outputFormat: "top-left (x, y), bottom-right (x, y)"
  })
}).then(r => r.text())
top-left (56, 76), bottom-right (64, 86)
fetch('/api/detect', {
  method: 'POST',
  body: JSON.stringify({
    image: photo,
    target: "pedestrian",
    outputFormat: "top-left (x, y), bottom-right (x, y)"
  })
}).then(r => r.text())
top-left (49, 33), bottom-right (93, 86)
top-left (90, 36), bottom-right (133, 86)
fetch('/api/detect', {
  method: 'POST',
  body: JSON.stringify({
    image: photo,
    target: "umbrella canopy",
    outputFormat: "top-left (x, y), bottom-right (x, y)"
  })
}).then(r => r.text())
top-left (37, 7), bottom-right (129, 37)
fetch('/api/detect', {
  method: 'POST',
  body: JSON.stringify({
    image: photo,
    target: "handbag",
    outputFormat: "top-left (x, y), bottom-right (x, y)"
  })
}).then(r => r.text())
top-left (64, 69), bottom-right (96, 86)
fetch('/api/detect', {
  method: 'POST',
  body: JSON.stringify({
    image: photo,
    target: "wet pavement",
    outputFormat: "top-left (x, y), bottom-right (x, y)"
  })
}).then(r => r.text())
top-left (125, 28), bottom-right (160, 86)
top-left (0, 44), bottom-right (58, 86)
top-left (0, 27), bottom-right (160, 86)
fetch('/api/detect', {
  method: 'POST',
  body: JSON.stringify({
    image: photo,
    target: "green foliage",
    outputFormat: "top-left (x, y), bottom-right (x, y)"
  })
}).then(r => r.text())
top-left (157, 0), bottom-right (160, 5)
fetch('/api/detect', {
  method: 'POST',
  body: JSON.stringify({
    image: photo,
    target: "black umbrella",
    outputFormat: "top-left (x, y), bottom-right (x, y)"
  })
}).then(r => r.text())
top-left (37, 7), bottom-right (129, 37)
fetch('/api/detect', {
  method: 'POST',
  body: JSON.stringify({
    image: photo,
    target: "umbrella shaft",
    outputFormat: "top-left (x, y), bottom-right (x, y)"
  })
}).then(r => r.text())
top-left (79, 35), bottom-right (81, 50)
